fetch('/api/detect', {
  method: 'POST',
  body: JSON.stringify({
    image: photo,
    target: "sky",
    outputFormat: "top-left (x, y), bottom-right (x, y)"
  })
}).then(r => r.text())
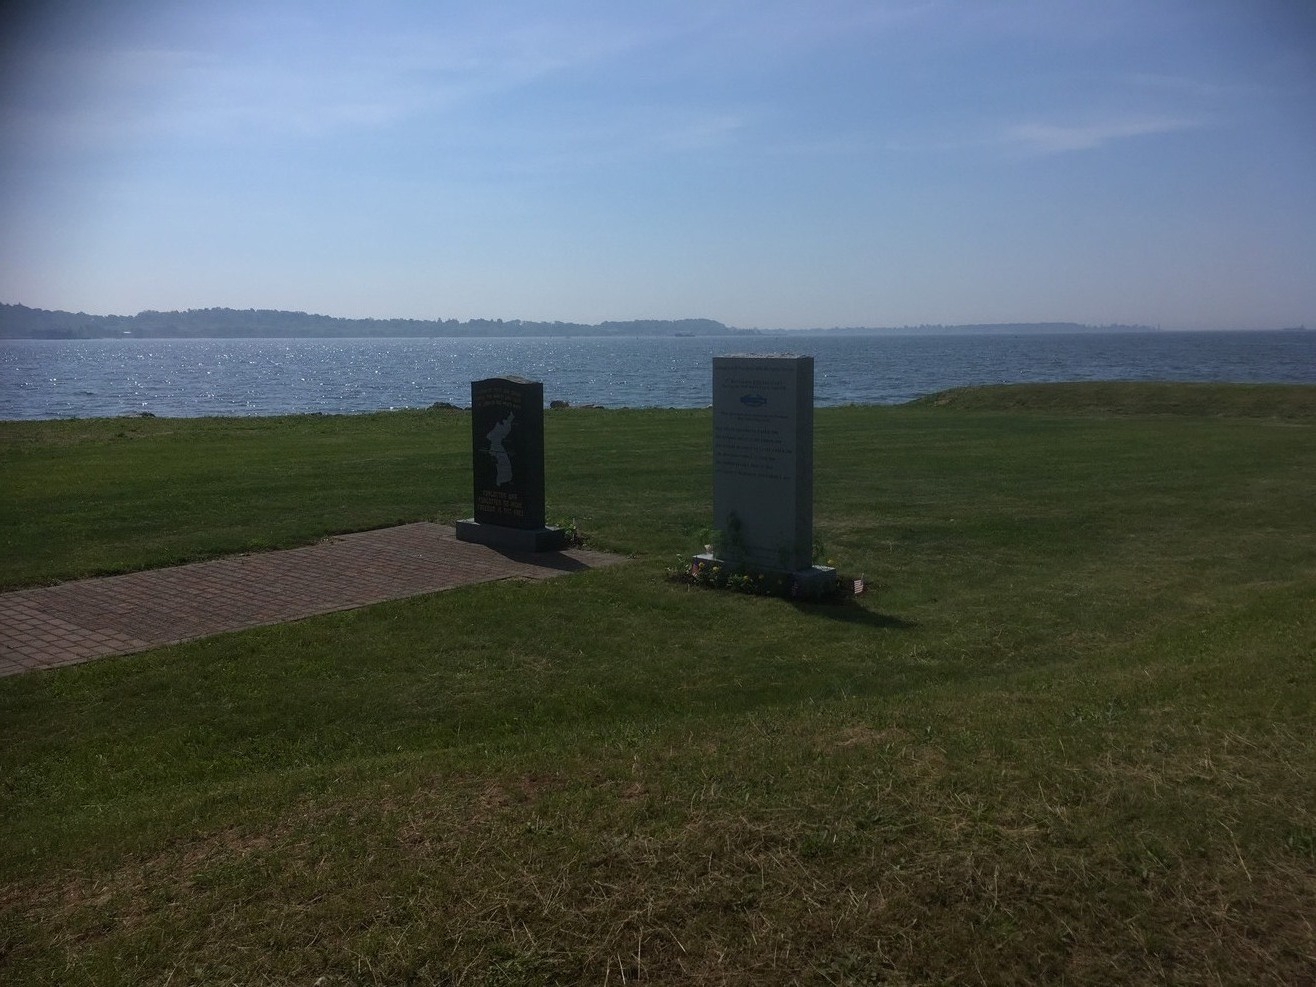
top-left (1, 0), bottom-right (1313, 330)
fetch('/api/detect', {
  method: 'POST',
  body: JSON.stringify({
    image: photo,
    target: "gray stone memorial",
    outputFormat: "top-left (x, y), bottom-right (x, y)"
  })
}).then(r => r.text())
top-left (696, 354), bottom-right (836, 593)
top-left (455, 376), bottom-right (568, 552)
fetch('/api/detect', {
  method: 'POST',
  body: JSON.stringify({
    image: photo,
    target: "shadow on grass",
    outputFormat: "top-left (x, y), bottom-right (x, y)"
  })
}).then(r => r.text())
top-left (791, 599), bottom-right (919, 630)
top-left (491, 550), bottom-right (595, 573)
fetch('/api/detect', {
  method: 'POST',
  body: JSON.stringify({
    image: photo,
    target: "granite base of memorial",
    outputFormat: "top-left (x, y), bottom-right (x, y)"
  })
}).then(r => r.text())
top-left (689, 553), bottom-right (838, 599)
top-left (455, 519), bottom-right (569, 553)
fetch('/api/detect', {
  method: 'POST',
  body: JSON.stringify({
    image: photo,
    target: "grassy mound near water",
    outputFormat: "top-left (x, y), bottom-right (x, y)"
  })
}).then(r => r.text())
top-left (2, 383), bottom-right (1313, 984)
top-left (912, 380), bottom-right (1316, 419)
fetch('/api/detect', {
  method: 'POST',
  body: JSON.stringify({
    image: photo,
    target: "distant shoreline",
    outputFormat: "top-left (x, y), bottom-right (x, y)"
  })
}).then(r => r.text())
top-left (1, 302), bottom-right (1164, 340)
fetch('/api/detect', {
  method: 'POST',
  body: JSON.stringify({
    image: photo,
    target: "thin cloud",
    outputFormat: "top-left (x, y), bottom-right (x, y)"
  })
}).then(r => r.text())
top-left (1004, 117), bottom-right (1203, 154)
top-left (446, 106), bottom-right (759, 180)
top-left (2, 9), bottom-right (658, 151)
top-left (1122, 72), bottom-right (1250, 100)
top-left (711, 0), bottom-right (938, 50)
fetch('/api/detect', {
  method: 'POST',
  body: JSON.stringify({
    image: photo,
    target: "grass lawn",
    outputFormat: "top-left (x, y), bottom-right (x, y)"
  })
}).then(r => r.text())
top-left (1, 383), bottom-right (1314, 985)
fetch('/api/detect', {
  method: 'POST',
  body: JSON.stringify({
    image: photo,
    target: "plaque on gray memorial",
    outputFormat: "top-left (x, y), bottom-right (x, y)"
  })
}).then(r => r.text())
top-left (698, 354), bottom-right (836, 593)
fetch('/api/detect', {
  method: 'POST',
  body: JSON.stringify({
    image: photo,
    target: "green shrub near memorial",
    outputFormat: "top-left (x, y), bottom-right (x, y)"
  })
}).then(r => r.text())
top-left (1, 383), bottom-right (1314, 984)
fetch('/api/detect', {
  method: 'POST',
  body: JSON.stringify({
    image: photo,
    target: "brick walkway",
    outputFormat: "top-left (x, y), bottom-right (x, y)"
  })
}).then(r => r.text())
top-left (0, 523), bottom-right (625, 677)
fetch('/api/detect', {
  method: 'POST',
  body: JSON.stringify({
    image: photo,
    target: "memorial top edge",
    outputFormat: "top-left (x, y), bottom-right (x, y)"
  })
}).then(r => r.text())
top-left (473, 375), bottom-right (538, 386)
top-left (714, 353), bottom-right (812, 362)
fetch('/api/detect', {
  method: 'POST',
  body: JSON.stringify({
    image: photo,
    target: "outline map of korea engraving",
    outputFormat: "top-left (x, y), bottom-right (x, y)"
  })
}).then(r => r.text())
top-left (485, 411), bottom-right (515, 485)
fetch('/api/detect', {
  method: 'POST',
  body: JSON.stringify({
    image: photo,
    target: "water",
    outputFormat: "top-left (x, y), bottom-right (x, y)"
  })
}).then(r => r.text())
top-left (1, 330), bottom-right (1311, 420)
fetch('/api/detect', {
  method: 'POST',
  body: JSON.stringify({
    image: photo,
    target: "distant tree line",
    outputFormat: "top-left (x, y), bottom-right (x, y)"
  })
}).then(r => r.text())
top-left (0, 304), bottom-right (745, 339)
top-left (802, 322), bottom-right (1157, 335)
top-left (0, 303), bottom-right (1159, 339)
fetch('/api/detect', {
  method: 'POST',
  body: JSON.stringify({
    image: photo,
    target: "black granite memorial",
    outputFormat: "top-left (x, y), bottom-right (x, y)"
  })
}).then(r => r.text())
top-left (455, 376), bottom-right (568, 552)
